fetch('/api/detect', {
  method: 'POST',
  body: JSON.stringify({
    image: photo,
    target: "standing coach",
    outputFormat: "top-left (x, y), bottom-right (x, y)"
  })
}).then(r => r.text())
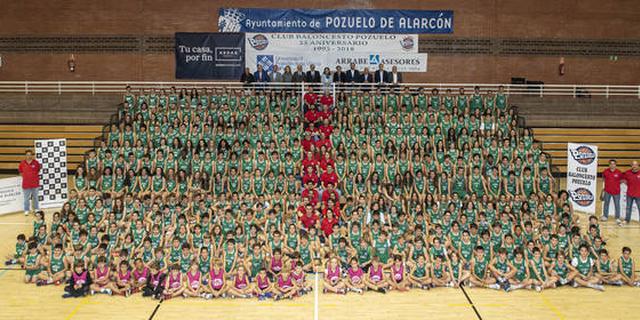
top-left (601, 159), bottom-right (623, 225)
top-left (18, 149), bottom-right (40, 215)
top-left (623, 160), bottom-right (640, 224)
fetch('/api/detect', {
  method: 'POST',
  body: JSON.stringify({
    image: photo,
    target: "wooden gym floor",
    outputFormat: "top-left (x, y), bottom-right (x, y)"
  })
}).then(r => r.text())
top-left (1, 179), bottom-right (639, 320)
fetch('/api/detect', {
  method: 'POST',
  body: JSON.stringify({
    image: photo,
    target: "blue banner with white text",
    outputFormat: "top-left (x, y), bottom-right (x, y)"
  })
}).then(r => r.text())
top-left (218, 8), bottom-right (453, 34)
top-left (175, 32), bottom-right (245, 80)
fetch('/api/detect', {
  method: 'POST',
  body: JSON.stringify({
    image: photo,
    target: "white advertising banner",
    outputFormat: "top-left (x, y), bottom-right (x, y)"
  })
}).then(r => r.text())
top-left (0, 176), bottom-right (24, 215)
top-left (566, 143), bottom-right (598, 214)
top-left (35, 139), bottom-right (68, 209)
top-left (246, 32), bottom-right (427, 72)
top-left (607, 183), bottom-right (640, 221)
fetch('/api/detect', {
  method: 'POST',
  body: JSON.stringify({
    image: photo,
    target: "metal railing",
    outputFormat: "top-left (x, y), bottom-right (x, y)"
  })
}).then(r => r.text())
top-left (0, 81), bottom-right (638, 98)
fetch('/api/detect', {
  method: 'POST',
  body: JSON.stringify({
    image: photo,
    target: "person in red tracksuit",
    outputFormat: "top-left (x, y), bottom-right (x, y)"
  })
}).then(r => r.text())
top-left (18, 149), bottom-right (41, 216)
top-left (601, 159), bottom-right (623, 225)
top-left (623, 160), bottom-right (640, 224)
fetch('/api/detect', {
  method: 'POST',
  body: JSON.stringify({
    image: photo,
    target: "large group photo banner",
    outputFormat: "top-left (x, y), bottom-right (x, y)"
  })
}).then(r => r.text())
top-left (0, 176), bottom-right (24, 215)
top-left (219, 8), bottom-right (454, 34)
top-left (566, 143), bottom-right (599, 214)
top-left (175, 33), bottom-right (245, 80)
top-left (246, 33), bottom-right (427, 73)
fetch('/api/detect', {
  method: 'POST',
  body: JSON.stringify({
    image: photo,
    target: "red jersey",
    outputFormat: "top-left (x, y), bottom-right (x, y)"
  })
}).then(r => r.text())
top-left (302, 188), bottom-right (319, 205)
top-left (302, 172), bottom-right (319, 185)
top-left (602, 168), bottom-right (623, 195)
top-left (300, 213), bottom-right (319, 229)
top-left (319, 125), bottom-right (334, 138)
top-left (304, 93), bottom-right (318, 106)
top-left (301, 138), bottom-right (315, 151)
top-left (320, 217), bottom-right (339, 236)
top-left (18, 159), bottom-right (41, 189)
top-left (305, 110), bottom-right (319, 123)
top-left (322, 205), bottom-right (341, 219)
top-left (624, 169), bottom-right (640, 197)
top-left (321, 189), bottom-right (340, 205)
top-left (314, 138), bottom-right (332, 151)
top-left (320, 95), bottom-right (334, 106)
top-left (320, 171), bottom-right (339, 187)
top-left (319, 157), bottom-right (335, 171)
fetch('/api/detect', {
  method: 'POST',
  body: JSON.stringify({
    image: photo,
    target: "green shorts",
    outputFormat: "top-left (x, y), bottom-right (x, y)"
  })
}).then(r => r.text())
top-left (26, 268), bottom-right (41, 277)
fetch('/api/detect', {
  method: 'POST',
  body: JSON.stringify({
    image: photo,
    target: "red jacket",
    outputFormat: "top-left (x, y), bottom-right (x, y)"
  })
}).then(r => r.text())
top-left (18, 159), bottom-right (41, 189)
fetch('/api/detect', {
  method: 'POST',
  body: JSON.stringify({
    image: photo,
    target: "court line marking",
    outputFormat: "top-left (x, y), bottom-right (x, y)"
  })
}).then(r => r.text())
top-left (64, 298), bottom-right (91, 320)
top-left (0, 269), bottom-right (8, 279)
top-left (314, 272), bottom-right (319, 320)
top-left (459, 285), bottom-right (483, 320)
top-left (540, 294), bottom-right (566, 320)
top-left (148, 298), bottom-right (164, 320)
top-left (0, 267), bottom-right (22, 271)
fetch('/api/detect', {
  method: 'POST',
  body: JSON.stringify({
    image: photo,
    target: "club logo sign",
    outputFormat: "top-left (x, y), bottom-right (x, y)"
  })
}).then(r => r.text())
top-left (569, 145), bottom-right (596, 165)
top-left (400, 36), bottom-right (415, 51)
top-left (249, 34), bottom-right (269, 50)
top-left (570, 188), bottom-right (595, 207)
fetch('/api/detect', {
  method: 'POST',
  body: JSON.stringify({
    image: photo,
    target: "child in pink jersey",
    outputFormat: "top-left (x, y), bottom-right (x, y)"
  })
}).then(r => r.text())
top-left (323, 255), bottom-right (346, 294)
top-left (345, 257), bottom-right (366, 294)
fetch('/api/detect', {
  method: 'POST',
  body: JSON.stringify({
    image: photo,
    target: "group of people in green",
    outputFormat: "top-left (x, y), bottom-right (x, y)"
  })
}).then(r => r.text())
top-left (7, 85), bottom-right (639, 301)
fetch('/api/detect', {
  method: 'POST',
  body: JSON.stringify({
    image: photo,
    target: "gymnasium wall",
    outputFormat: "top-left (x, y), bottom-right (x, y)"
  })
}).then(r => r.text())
top-left (0, 0), bottom-right (639, 83)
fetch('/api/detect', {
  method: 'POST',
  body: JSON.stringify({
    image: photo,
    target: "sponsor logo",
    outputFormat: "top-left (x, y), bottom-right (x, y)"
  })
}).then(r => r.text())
top-left (369, 54), bottom-right (381, 65)
top-left (256, 55), bottom-right (274, 72)
top-left (218, 8), bottom-right (246, 33)
top-left (249, 34), bottom-right (269, 50)
top-left (215, 47), bottom-right (242, 62)
top-left (570, 188), bottom-right (594, 207)
top-left (400, 36), bottom-right (415, 51)
top-left (569, 145), bottom-right (596, 165)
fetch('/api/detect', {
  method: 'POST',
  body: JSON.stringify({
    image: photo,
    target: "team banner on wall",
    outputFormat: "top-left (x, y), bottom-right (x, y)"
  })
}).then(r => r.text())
top-left (246, 33), bottom-right (426, 72)
top-left (247, 33), bottom-right (419, 54)
top-left (175, 32), bottom-right (245, 80)
top-left (0, 176), bottom-right (24, 215)
top-left (249, 51), bottom-right (427, 73)
top-left (35, 139), bottom-right (68, 209)
top-left (218, 8), bottom-right (454, 34)
top-left (566, 143), bottom-right (598, 214)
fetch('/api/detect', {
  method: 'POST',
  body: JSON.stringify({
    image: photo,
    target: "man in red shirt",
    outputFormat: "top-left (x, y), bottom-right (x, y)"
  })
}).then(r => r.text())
top-left (299, 207), bottom-right (319, 230)
top-left (320, 164), bottom-right (339, 189)
top-left (18, 149), bottom-right (41, 215)
top-left (601, 159), bottom-right (623, 224)
top-left (623, 160), bottom-right (640, 224)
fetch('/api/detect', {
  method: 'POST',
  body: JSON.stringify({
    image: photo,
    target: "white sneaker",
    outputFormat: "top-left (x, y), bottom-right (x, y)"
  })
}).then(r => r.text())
top-left (535, 285), bottom-right (542, 292)
top-left (600, 216), bottom-right (608, 222)
top-left (24, 211), bottom-right (29, 216)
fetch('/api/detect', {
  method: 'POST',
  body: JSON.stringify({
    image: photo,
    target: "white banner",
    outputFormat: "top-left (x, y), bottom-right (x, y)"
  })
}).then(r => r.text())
top-left (607, 183), bottom-right (640, 221)
top-left (246, 32), bottom-right (427, 72)
top-left (566, 143), bottom-right (598, 214)
top-left (0, 176), bottom-right (24, 215)
top-left (35, 139), bottom-right (68, 209)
